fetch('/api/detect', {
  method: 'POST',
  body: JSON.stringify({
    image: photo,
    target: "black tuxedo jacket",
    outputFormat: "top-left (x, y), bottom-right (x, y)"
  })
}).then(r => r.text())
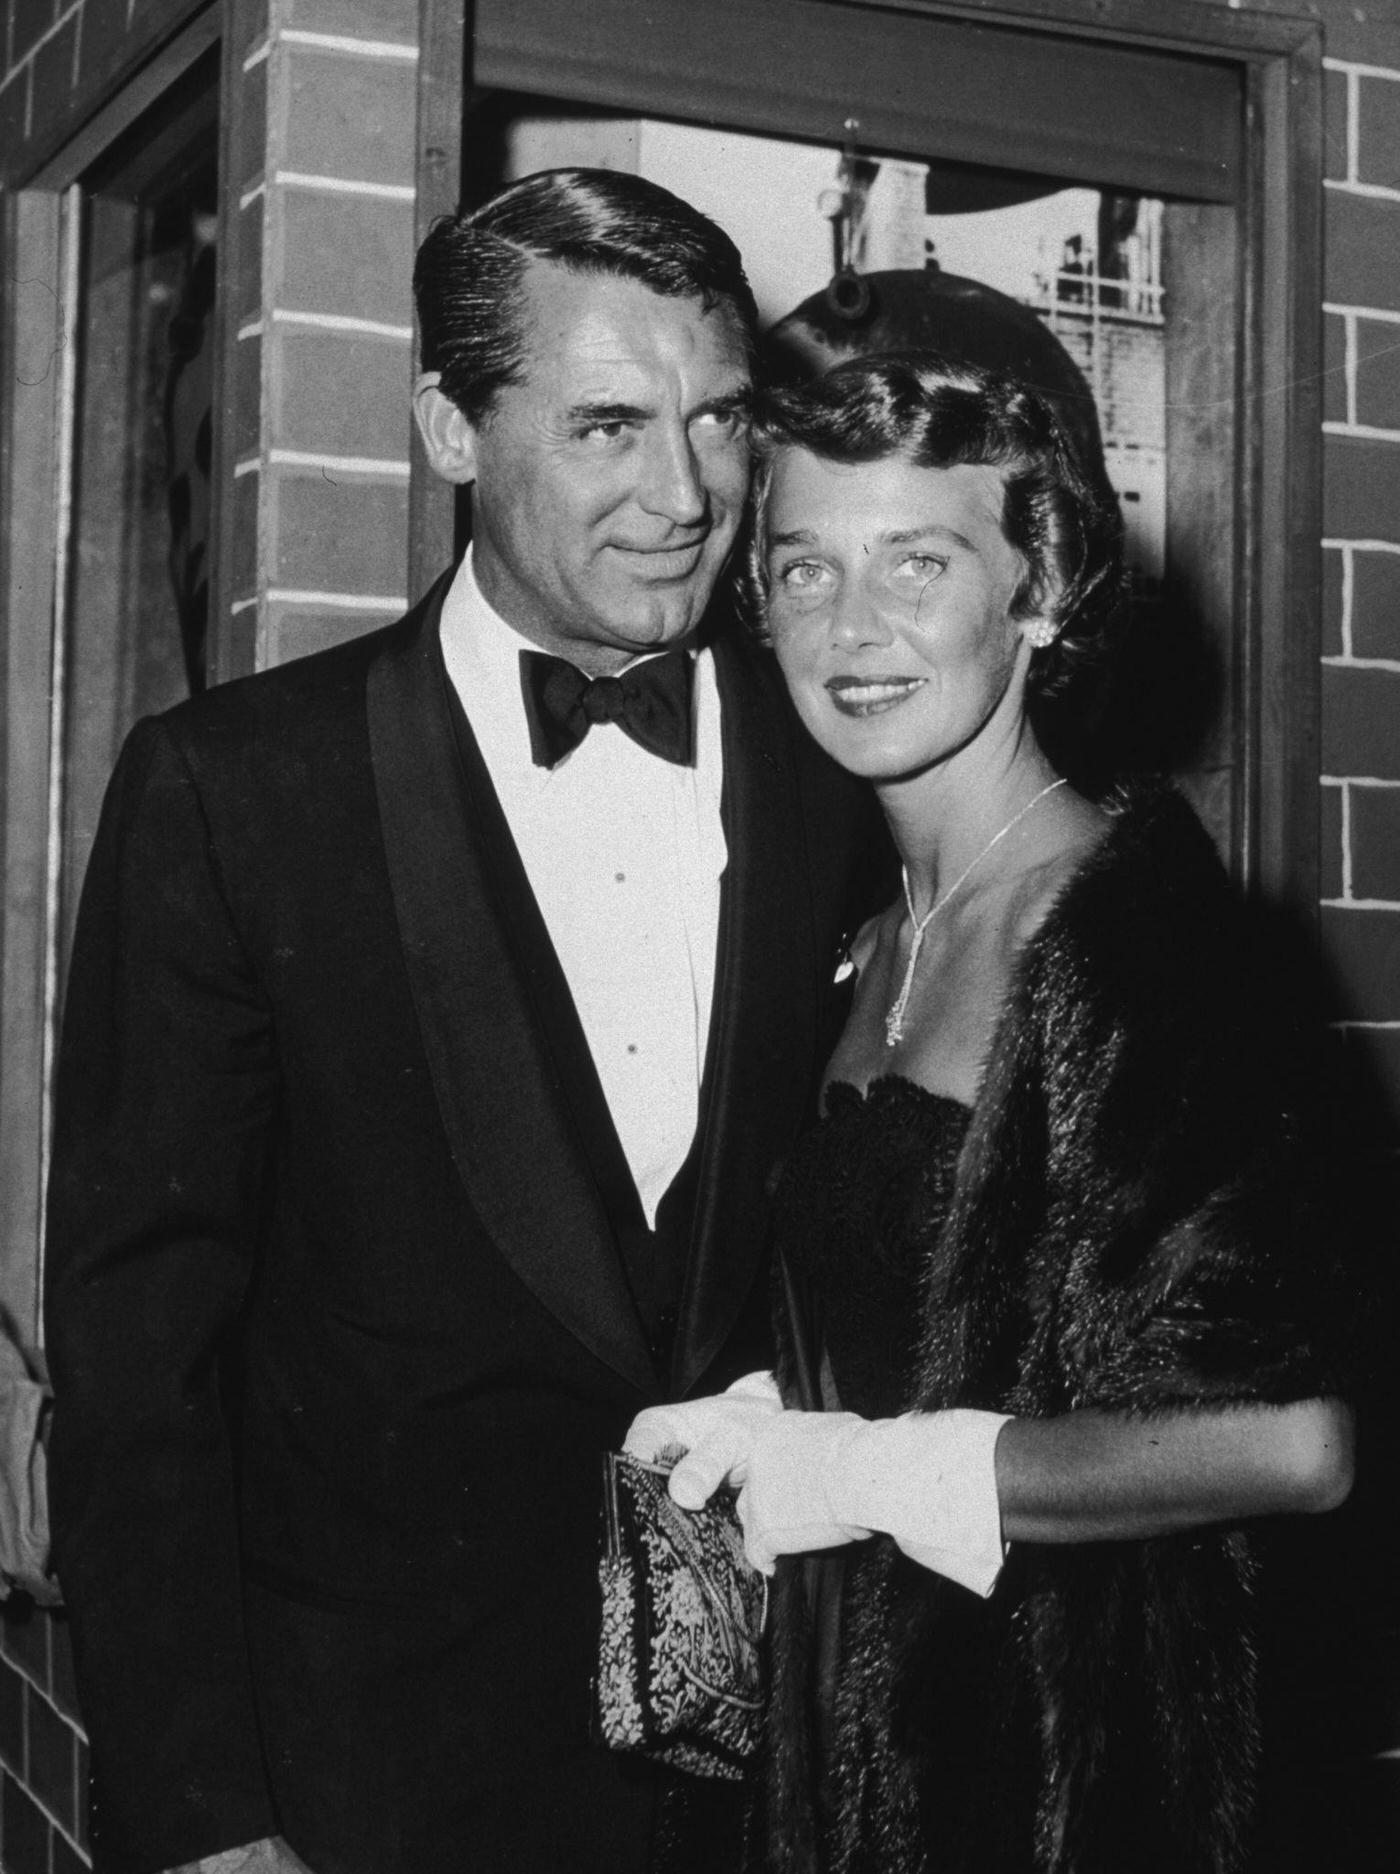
top-left (45, 578), bottom-right (876, 1874)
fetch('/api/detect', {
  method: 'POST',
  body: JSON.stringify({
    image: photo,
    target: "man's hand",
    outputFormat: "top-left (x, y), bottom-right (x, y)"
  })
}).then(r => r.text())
top-left (167, 1837), bottom-right (316, 1874)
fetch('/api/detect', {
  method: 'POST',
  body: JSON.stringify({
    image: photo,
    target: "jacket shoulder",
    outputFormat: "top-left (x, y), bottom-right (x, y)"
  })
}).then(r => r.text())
top-left (160, 560), bottom-right (450, 750)
top-left (159, 605), bottom-right (426, 759)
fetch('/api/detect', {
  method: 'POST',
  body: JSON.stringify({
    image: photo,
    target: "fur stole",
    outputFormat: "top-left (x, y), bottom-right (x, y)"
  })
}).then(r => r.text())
top-left (761, 783), bottom-right (1357, 1874)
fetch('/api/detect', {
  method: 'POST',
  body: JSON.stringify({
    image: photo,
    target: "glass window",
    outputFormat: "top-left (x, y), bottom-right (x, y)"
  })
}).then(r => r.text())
top-left (57, 47), bottom-right (220, 995)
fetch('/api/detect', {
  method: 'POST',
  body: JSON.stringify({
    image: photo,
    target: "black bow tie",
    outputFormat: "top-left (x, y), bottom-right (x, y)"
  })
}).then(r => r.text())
top-left (519, 647), bottom-right (696, 769)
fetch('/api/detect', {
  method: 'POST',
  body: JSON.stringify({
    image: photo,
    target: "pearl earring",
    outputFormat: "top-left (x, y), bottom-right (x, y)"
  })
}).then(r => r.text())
top-left (1025, 619), bottom-right (1058, 650)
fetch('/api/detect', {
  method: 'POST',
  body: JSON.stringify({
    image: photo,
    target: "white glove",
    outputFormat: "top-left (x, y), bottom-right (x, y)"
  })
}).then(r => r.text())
top-left (735, 1411), bottom-right (870, 1568)
top-left (736, 1407), bottom-right (1011, 1596)
top-left (622, 1370), bottom-right (783, 1507)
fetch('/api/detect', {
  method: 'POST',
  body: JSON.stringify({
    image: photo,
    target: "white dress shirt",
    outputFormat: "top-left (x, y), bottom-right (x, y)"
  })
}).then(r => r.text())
top-left (440, 549), bottom-right (727, 1228)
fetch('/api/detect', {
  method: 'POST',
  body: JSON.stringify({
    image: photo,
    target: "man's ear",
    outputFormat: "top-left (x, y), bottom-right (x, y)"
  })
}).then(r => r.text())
top-left (413, 375), bottom-right (478, 485)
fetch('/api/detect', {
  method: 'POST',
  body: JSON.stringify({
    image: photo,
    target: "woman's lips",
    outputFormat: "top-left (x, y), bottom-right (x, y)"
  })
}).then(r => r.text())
top-left (826, 676), bottom-right (926, 717)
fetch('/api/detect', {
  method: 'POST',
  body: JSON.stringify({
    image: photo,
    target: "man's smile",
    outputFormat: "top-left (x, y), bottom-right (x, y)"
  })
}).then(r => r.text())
top-left (612, 540), bottom-right (708, 580)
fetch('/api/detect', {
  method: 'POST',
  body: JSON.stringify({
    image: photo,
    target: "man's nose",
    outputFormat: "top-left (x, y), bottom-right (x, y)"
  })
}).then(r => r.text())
top-left (639, 425), bottom-right (707, 526)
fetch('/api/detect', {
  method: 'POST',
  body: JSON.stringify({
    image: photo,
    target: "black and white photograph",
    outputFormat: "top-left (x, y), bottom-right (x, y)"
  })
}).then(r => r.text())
top-left (0, 3), bottom-right (1397, 1871)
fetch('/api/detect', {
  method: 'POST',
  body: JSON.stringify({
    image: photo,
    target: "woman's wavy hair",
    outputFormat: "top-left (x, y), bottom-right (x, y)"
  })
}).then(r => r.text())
top-left (747, 351), bottom-right (1126, 731)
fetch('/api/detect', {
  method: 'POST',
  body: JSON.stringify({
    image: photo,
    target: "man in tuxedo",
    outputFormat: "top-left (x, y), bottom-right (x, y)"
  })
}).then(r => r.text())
top-left (45, 169), bottom-right (870, 1874)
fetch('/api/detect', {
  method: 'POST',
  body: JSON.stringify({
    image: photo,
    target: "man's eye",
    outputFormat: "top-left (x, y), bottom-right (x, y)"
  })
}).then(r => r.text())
top-left (579, 421), bottom-right (629, 443)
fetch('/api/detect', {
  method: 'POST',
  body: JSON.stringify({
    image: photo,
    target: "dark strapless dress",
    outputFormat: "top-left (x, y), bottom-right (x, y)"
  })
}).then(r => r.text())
top-left (776, 1077), bottom-right (970, 1419)
top-left (772, 1077), bottom-right (972, 1874)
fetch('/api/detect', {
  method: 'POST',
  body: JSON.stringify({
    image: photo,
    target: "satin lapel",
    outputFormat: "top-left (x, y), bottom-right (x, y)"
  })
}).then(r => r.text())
top-left (671, 636), bottom-right (820, 1396)
top-left (367, 586), bottom-right (657, 1395)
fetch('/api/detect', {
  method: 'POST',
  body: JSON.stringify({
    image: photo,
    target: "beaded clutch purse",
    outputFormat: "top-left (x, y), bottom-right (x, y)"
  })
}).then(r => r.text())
top-left (596, 1449), bottom-right (768, 1780)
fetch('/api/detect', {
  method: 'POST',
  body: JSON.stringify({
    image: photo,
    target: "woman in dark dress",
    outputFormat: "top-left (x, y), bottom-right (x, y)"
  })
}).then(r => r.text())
top-left (626, 355), bottom-right (1357, 1874)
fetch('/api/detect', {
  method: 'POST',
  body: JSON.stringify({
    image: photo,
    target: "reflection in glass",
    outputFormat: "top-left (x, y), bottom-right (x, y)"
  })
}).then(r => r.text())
top-left (58, 49), bottom-right (219, 994)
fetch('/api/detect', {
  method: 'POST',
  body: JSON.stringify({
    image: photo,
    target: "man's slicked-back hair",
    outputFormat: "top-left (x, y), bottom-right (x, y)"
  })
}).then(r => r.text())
top-left (414, 168), bottom-right (759, 424)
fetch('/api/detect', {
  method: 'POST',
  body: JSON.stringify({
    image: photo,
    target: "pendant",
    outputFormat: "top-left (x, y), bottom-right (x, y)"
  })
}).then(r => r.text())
top-left (884, 926), bottom-right (924, 1048)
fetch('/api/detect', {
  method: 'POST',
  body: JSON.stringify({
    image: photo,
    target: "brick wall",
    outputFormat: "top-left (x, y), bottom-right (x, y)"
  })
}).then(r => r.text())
top-left (220, 0), bottom-right (419, 678)
top-left (0, 1604), bottom-right (86, 1874)
top-left (1320, 46), bottom-right (1400, 1141)
top-left (0, 0), bottom-right (206, 187)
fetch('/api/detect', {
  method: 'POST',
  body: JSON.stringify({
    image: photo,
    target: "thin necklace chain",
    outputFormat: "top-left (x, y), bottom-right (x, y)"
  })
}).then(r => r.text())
top-left (884, 777), bottom-right (1069, 1049)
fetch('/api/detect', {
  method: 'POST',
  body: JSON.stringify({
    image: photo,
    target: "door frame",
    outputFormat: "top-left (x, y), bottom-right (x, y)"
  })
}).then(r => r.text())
top-left (411, 0), bottom-right (1323, 922)
top-left (0, 4), bottom-right (222, 1344)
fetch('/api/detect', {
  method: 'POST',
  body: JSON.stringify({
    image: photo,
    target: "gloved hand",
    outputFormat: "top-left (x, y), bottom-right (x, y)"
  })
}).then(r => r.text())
top-left (622, 1370), bottom-right (783, 1505)
top-left (735, 1407), bottom-right (1011, 1595)
top-left (735, 1410), bottom-right (870, 1567)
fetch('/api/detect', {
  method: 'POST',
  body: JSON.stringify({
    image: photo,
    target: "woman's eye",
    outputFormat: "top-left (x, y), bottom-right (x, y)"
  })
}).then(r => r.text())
top-left (898, 553), bottom-right (948, 579)
top-left (693, 406), bottom-right (749, 439)
top-left (775, 561), bottom-right (828, 591)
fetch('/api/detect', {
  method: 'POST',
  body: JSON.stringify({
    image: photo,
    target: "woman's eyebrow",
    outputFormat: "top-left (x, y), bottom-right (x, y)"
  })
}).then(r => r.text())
top-left (884, 525), bottom-right (975, 551)
top-left (768, 523), bottom-right (977, 552)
